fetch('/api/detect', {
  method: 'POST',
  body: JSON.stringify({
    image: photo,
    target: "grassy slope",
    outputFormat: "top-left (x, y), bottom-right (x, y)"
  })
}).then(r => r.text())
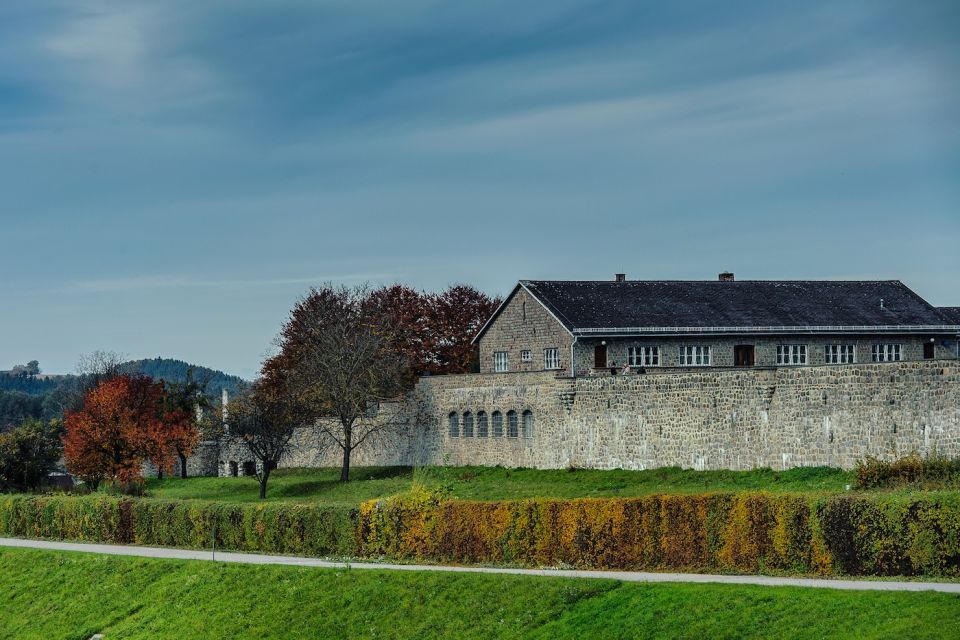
top-left (144, 465), bottom-right (853, 506)
top-left (1, 549), bottom-right (957, 640)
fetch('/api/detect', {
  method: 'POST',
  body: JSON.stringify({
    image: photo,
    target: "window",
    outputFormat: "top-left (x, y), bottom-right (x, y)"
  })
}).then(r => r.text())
top-left (462, 411), bottom-right (474, 437)
top-left (492, 411), bottom-right (503, 437)
top-left (544, 348), bottom-right (560, 370)
top-left (628, 346), bottom-right (660, 367)
top-left (776, 344), bottom-right (807, 365)
top-left (679, 346), bottom-right (711, 366)
top-left (872, 344), bottom-right (902, 362)
top-left (507, 410), bottom-right (518, 437)
top-left (825, 345), bottom-right (856, 364)
top-left (477, 411), bottom-right (488, 437)
top-left (494, 351), bottom-right (509, 372)
top-left (448, 412), bottom-right (459, 438)
top-left (522, 410), bottom-right (534, 438)
top-left (521, 350), bottom-right (532, 362)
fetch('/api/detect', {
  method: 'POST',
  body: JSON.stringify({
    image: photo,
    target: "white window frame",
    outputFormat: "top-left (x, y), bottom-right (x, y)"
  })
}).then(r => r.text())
top-left (520, 350), bottom-right (532, 362)
top-left (628, 346), bottom-right (660, 367)
top-left (543, 348), bottom-right (560, 370)
top-left (776, 344), bottom-right (808, 366)
top-left (872, 343), bottom-right (902, 362)
top-left (679, 345), bottom-right (711, 366)
top-left (825, 344), bottom-right (856, 364)
top-left (494, 351), bottom-right (509, 372)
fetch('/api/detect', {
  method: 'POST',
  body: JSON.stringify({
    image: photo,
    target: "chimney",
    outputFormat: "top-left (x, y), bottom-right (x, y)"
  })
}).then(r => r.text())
top-left (615, 273), bottom-right (626, 282)
top-left (719, 272), bottom-right (735, 282)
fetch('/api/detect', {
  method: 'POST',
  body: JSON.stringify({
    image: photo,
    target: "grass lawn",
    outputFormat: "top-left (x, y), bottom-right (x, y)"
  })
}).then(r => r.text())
top-left (144, 465), bottom-right (853, 506)
top-left (1, 548), bottom-right (957, 640)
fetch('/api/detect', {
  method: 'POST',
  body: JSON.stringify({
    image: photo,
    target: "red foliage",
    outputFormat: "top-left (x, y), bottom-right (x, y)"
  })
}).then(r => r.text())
top-left (63, 375), bottom-right (198, 485)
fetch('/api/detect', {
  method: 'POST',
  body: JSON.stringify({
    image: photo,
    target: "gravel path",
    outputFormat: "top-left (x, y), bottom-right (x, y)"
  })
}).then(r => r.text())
top-left (3, 537), bottom-right (958, 593)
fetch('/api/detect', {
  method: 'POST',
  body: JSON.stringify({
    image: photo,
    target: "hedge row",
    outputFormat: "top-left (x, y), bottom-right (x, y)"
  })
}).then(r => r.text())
top-left (0, 495), bottom-right (357, 557)
top-left (356, 490), bottom-right (960, 577)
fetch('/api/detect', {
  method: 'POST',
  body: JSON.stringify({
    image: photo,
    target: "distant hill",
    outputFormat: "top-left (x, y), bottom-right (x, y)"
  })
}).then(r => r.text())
top-left (0, 359), bottom-right (247, 400)
top-left (119, 358), bottom-right (248, 399)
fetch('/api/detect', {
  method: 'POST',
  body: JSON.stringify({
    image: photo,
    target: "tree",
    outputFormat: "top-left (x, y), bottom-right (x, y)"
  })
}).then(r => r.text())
top-left (0, 419), bottom-right (63, 492)
top-left (157, 372), bottom-right (208, 478)
top-left (269, 283), bottom-right (409, 482)
top-left (62, 375), bottom-right (166, 489)
top-left (426, 285), bottom-right (501, 375)
top-left (225, 384), bottom-right (302, 499)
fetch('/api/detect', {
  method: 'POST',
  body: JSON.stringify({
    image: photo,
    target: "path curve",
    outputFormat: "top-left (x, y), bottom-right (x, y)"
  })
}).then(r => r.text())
top-left (2, 537), bottom-right (958, 594)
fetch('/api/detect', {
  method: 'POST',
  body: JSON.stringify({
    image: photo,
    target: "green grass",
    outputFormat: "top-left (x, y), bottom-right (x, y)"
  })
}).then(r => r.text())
top-left (144, 465), bottom-right (853, 506)
top-left (1, 548), bottom-right (957, 639)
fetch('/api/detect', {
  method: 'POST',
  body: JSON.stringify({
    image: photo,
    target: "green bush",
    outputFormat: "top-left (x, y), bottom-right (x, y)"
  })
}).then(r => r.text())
top-left (854, 453), bottom-right (960, 489)
top-left (0, 495), bottom-right (357, 557)
top-left (358, 491), bottom-right (960, 577)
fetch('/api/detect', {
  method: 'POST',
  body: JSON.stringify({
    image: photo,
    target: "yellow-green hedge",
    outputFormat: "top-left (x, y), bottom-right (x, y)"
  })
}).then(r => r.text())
top-left (0, 495), bottom-right (356, 557)
top-left (357, 490), bottom-right (960, 577)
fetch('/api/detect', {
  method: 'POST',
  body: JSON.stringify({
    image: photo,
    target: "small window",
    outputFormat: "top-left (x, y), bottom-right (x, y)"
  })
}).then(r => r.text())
top-left (477, 411), bottom-right (488, 437)
top-left (825, 345), bottom-right (855, 364)
top-left (448, 412), bottom-right (460, 438)
top-left (492, 411), bottom-right (503, 437)
top-left (494, 351), bottom-right (509, 372)
top-left (628, 346), bottom-right (660, 367)
top-left (507, 410), bottom-right (518, 438)
top-left (521, 350), bottom-right (532, 362)
top-left (776, 345), bottom-right (807, 366)
top-left (544, 348), bottom-right (560, 370)
top-left (522, 410), bottom-right (534, 438)
top-left (462, 411), bottom-right (474, 437)
top-left (679, 345), bottom-right (711, 366)
top-left (872, 344), bottom-right (902, 362)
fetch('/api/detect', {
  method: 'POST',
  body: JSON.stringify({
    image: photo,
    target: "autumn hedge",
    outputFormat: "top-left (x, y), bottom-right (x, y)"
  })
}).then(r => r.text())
top-left (0, 495), bottom-right (356, 557)
top-left (356, 490), bottom-right (960, 577)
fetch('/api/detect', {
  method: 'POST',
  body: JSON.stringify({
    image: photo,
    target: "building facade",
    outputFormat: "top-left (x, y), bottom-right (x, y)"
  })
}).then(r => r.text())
top-left (475, 274), bottom-right (959, 376)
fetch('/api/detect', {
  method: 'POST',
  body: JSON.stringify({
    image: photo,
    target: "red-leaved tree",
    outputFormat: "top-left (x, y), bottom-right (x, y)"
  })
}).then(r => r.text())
top-left (63, 375), bottom-right (174, 488)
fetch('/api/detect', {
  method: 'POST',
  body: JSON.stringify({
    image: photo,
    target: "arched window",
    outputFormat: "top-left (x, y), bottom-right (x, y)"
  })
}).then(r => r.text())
top-left (492, 411), bottom-right (503, 437)
top-left (448, 412), bottom-right (459, 438)
top-left (463, 411), bottom-right (474, 437)
top-left (507, 410), bottom-right (518, 438)
top-left (477, 411), bottom-right (488, 437)
top-left (522, 410), bottom-right (534, 438)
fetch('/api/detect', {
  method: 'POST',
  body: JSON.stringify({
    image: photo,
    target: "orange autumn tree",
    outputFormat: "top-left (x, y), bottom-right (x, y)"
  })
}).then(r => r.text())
top-left (63, 375), bottom-right (171, 489)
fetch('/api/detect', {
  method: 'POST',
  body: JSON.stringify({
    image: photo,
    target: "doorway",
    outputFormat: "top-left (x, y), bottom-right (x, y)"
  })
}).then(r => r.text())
top-left (734, 345), bottom-right (755, 367)
top-left (594, 344), bottom-right (607, 368)
top-left (923, 342), bottom-right (935, 359)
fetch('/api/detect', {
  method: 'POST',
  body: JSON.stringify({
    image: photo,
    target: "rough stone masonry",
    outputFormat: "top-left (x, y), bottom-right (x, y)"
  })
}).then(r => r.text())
top-left (203, 359), bottom-right (960, 474)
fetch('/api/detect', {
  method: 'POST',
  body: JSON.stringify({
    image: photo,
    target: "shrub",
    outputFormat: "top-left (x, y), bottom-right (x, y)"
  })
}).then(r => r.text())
top-left (0, 419), bottom-right (63, 493)
top-left (358, 491), bottom-right (960, 577)
top-left (0, 495), bottom-right (357, 557)
top-left (854, 453), bottom-right (960, 489)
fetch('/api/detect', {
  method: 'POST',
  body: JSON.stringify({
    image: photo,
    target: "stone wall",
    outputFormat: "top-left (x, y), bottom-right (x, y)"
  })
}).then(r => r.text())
top-left (477, 287), bottom-right (573, 374)
top-left (190, 360), bottom-right (960, 474)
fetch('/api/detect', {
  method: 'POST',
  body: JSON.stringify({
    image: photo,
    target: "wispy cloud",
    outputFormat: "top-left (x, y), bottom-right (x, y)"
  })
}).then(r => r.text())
top-left (64, 273), bottom-right (396, 294)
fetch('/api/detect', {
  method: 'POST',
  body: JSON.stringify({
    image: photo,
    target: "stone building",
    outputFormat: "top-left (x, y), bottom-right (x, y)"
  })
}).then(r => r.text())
top-left (474, 274), bottom-right (959, 376)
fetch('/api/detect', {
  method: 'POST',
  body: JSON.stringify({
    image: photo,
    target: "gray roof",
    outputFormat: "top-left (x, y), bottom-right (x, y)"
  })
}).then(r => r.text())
top-left (517, 279), bottom-right (953, 335)
top-left (939, 307), bottom-right (960, 324)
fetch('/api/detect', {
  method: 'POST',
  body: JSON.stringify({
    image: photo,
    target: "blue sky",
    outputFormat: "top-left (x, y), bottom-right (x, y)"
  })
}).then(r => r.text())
top-left (1, 0), bottom-right (958, 379)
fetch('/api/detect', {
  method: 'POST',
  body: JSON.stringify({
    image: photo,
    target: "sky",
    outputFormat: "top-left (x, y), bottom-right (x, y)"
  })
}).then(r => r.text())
top-left (1, 0), bottom-right (958, 379)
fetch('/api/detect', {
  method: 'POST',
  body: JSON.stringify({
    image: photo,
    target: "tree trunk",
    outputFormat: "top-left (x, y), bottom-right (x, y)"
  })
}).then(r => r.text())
top-left (157, 469), bottom-right (164, 481)
top-left (340, 425), bottom-right (352, 482)
top-left (259, 466), bottom-right (271, 499)
top-left (179, 452), bottom-right (188, 479)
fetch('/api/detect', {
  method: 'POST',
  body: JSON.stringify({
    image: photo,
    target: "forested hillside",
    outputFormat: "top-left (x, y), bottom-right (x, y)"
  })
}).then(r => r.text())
top-left (119, 358), bottom-right (246, 398)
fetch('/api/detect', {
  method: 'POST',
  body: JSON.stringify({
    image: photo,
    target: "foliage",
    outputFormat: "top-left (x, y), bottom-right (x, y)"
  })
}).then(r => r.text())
top-left (357, 491), bottom-right (960, 577)
top-left (0, 419), bottom-right (63, 492)
top-left (855, 452), bottom-right (960, 489)
top-left (0, 494), bottom-right (356, 557)
top-left (0, 390), bottom-right (45, 430)
top-left (0, 373), bottom-right (62, 396)
top-left (62, 375), bottom-right (177, 488)
top-left (225, 388), bottom-right (301, 499)
top-left (120, 357), bottom-right (247, 399)
top-left (4, 549), bottom-right (957, 640)
top-left (266, 283), bottom-right (411, 482)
